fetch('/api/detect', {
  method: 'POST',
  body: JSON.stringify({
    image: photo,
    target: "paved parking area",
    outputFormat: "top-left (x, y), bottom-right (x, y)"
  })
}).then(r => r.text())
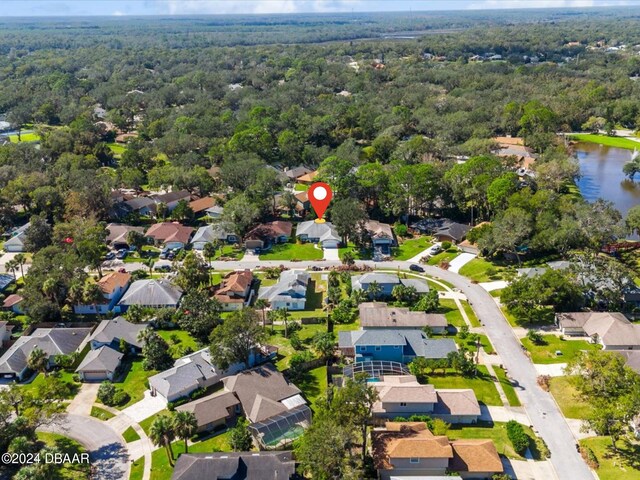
top-left (119, 390), bottom-right (166, 423)
top-left (323, 248), bottom-right (340, 261)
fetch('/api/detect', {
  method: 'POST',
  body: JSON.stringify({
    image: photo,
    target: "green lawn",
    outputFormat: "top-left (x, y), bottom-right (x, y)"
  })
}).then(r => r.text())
top-left (130, 457), bottom-right (145, 480)
top-left (570, 133), bottom-right (640, 151)
top-left (458, 333), bottom-right (495, 355)
top-left (392, 236), bottom-right (433, 261)
top-left (338, 243), bottom-right (372, 261)
top-left (36, 432), bottom-right (91, 479)
top-left (461, 300), bottom-right (481, 328)
top-left (259, 242), bottom-right (323, 261)
top-left (579, 436), bottom-right (640, 480)
top-left (212, 245), bottom-right (244, 261)
top-left (458, 258), bottom-right (506, 282)
top-left (123, 426), bottom-right (142, 443)
top-left (114, 359), bottom-right (157, 409)
top-left (427, 366), bottom-right (502, 406)
top-left (297, 366), bottom-right (328, 412)
top-left (150, 431), bottom-right (232, 480)
top-left (139, 409), bottom-right (170, 437)
top-left (106, 142), bottom-right (126, 155)
top-left (20, 370), bottom-right (80, 399)
top-left (427, 248), bottom-right (461, 266)
top-left (157, 329), bottom-right (200, 359)
top-left (447, 421), bottom-right (545, 460)
top-left (440, 299), bottom-right (465, 327)
top-left (521, 335), bottom-right (601, 364)
top-left (549, 376), bottom-right (591, 419)
top-left (294, 183), bottom-right (309, 191)
top-left (9, 131), bottom-right (41, 143)
top-left (91, 405), bottom-right (115, 421)
top-left (493, 366), bottom-right (522, 407)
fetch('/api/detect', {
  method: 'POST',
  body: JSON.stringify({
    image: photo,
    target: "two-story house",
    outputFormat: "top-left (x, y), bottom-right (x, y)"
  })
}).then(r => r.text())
top-left (214, 270), bottom-right (254, 311)
top-left (359, 302), bottom-right (448, 334)
top-left (74, 272), bottom-right (131, 315)
top-left (258, 270), bottom-right (309, 311)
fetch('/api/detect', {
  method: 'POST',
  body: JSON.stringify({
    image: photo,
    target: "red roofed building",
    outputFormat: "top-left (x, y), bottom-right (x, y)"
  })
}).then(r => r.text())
top-left (146, 222), bottom-right (194, 247)
top-left (214, 270), bottom-right (254, 311)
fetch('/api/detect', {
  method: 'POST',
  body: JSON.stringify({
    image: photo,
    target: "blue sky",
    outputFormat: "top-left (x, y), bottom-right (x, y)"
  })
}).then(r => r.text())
top-left (4, 0), bottom-right (640, 17)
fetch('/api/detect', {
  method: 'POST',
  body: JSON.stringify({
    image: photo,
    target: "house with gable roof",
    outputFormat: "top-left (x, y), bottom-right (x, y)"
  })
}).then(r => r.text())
top-left (258, 270), bottom-right (309, 310)
top-left (74, 271), bottom-right (131, 314)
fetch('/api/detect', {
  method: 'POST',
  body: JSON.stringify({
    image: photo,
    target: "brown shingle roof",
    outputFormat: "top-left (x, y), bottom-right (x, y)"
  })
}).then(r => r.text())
top-left (2, 294), bottom-right (23, 308)
top-left (146, 222), bottom-right (194, 244)
top-left (359, 302), bottom-right (447, 329)
top-left (214, 270), bottom-right (253, 303)
top-left (450, 440), bottom-right (504, 473)
top-left (97, 271), bottom-right (131, 295)
top-left (244, 221), bottom-right (292, 241)
top-left (176, 391), bottom-right (240, 427)
top-left (189, 197), bottom-right (216, 213)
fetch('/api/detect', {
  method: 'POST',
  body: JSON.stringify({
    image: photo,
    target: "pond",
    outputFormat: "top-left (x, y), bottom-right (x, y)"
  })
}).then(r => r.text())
top-left (574, 142), bottom-right (640, 218)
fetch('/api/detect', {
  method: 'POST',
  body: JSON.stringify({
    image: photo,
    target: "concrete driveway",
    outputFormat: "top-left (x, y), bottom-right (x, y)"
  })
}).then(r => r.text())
top-left (323, 248), bottom-right (340, 261)
top-left (119, 390), bottom-right (166, 423)
top-left (39, 414), bottom-right (129, 480)
top-left (448, 252), bottom-right (476, 273)
top-left (67, 383), bottom-right (100, 416)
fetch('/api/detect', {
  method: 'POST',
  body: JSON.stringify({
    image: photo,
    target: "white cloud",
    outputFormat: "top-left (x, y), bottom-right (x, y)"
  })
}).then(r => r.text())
top-left (467, 0), bottom-right (632, 9)
top-left (164, 0), bottom-right (362, 15)
top-left (112, 10), bottom-right (125, 16)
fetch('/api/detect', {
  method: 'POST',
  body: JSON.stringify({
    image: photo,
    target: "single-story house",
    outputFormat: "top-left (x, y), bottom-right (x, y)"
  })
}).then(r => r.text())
top-left (258, 270), bottom-right (309, 311)
top-left (338, 328), bottom-right (457, 363)
top-left (86, 317), bottom-right (146, 352)
top-left (176, 391), bottom-right (241, 433)
top-left (364, 220), bottom-right (396, 254)
top-left (556, 312), bottom-right (640, 350)
top-left (171, 451), bottom-right (300, 480)
top-left (106, 223), bottom-right (145, 250)
top-left (371, 375), bottom-right (480, 424)
top-left (3, 222), bottom-right (29, 252)
top-left (151, 190), bottom-right (192, 212)
top-left (297, 170), bottom-right (319, 185)
top-left (190, 224), bottom-right (238, 250)
top-left (359, 302), bottom-right (447, 334)
top-left (145, 222), bottom-right (194, 248)
top-left (0, 274), bottom-right (14, 293)
top-left (2, 294), bottom-right (24, 314)
top-left (223, 363), bottom-right (312, 448)
top-left (433, 222), bottom-right (471, 244)
top-left (284, 166), bottom-right (313, 182)
top-left (74, 271), bottom-right (131, 315)
top-left (188, 197), bottom-right (216, 215)
top-left (117, 279), bottom-right (183, 311)
top-left (205, 205), bottom-right (224, 219)
top-left (244, 221), bottom-right (292, 250)
top-left (373, 422), bottom-right (503, 480)
top-left (516, 267), bottom-right (547, 279)
top-left (352, 273), bottom-right (401, 297)
top-left (124, 196), bottom-right (157, 216)
top-left (75, 345), bottom-right (124, 382)
top-left (294, 191), bottom-right (310, 213)
top-left (295, 220), bottom-right (341, 248)
top-left (213, 270), bottom-right (253, 311)
top-left (0, 327), bottom-right (92, 381)
top-left (616, 350), bottom-right (640, 375)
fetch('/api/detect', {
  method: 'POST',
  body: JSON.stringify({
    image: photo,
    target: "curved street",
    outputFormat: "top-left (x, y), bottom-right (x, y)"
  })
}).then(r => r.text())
top-left (205, 258), bottom-right (594, 480)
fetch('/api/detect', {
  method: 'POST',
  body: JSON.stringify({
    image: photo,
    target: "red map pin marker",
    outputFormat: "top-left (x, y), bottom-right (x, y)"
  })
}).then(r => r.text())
top-left (308, 182), bottom-right (332, 223)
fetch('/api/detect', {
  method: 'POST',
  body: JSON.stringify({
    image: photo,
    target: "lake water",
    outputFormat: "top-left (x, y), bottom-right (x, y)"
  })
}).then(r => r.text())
top-left (575, 142), bottom-right (640, 217)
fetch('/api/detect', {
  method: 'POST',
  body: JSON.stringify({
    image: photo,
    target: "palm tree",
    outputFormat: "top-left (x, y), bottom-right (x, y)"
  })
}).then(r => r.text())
top-left (14, 254), bottom-right (26, 278)
top-left (276, 307), bottom-right (289, 338)
top-left (27, 347), bottom-right (49, 377)
top-left (254, 299), bottom-right (269, 329)
top-left (136, 327), bottom-right (153, 345)
top-left (149, 415), bottom-right (176, 465)
top-left (83, 281), bottom-right (105, 318)
top-left (172, 411), bottom-right (197, 454)
top-left (367, 281), bottom-right (382, 301)
top-left (5, 259), bottom-right (18, 281)
top-left (42, 278), bottom-right (59, 305)
top-left (203, 242), bottom-right (216, 268)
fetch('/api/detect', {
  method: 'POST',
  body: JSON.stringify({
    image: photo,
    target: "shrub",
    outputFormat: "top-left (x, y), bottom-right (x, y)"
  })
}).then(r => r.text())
top-left (289, 332), bottom-right (303, 350)
top-left (394, 224), bottom-right (408, 238)
top-left (458, 325), bottom-right (469, 340)
top-left (288, 351), bottom-right (313, 381)
top-left (505, 420), bottom-right (530, 455)
top-left (112, 390), bottom-right (130, 406)
top-left (97, 381), bottom-right (116, 405)
top-left (439, 260), bottom-right (450, 270)
top-left (441, 241), bottom-right (452, 250)
top-left (526, 330), bottom-right (545, 345)
top-left (537, 375), bottom-right (551, 391)
top-left (580, 446), bottom-right (599, 469)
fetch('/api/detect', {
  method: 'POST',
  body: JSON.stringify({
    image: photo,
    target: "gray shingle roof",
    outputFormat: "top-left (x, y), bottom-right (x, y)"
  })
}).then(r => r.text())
top-left (176, 391), bottom-right (240, 426)
top-left (0, 274), bottom-right (13, 291)
top-left (75, 345), bottom-right (123, 374)
top-left (338, 329), bottom-right (457, 360)
top-left (118, 279), bottom-right (182, 307)
top-left (148, 348), bottom-right (220, 399)
top-left (258, 270), bottom-right (309, 304)
top-left (87, 317), bottom-right (146, 349)
top-left (359, 303), bottom-right (445, 329)
top-left (295, 221), bottom-right (341, 242)
top-left (171, 451), bottom-right (299, 480)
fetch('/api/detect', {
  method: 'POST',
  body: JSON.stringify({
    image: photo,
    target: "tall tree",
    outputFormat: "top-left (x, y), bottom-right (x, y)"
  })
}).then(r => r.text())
top-left (149, 415), bottom-right (176, 466)
top-left (209, 308), bottom-right (266, 370)
top-left (172, 411), bottom-right (197, 454)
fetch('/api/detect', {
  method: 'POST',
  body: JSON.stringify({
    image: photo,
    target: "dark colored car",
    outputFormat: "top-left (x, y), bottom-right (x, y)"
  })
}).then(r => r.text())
top-left (409, 264), bottom-right (425, 272)
top-left (116, 249), bottom-right (128, 260)
top-left (104, 252), bottom-right (116, 260)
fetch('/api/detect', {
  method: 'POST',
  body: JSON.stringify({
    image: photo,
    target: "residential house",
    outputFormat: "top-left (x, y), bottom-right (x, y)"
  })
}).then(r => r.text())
top-left (372, 422), bottom-right (503, 480)
top-left (258, 270), bottom-right (309, 311)
top-left (85, 317), bottom-right (146, 353)
top-left (176, 391), bottom-right (241, 433)
top-left (124, 196), bottom-right (157, 216)
top-left (151, 190), bottom-right (192, 212)
top-left (296, 220), bottom-right (341, 248)
top-left (338, 329), bottom-right (457, 363)
top-left (351, 273), bottom-right (429, 298)
top-left (213, 270), bottom-right (253, 311)
top-left (223, 363), bottom-right (312, 447)
top-left (3, 222), bottom-right (29, 252)
top-left (359, 302), bottom-right (447, 334)
top-left (517, 267), bottom-right (547, 279)
top-left (297, 170), bottom-right (318, 185)
top-left (555, 312), bottom-right (640, 350)
top-left (0, 327), bottom-right (92, 380)
top-left (294, 191), bottom-right (310, 213)
top-left (433, 222), bottom-right (471, 244)
top-left (75, 345), bottom-right (124, 381)
top-left (2, 294), bottom-right (24, 314)
top-left (244, 221), bottom-right (292, 251)
top-left (188, 197), bottom-right (216, 216)
top-left (0, 274), bottom-right (14, 293)
top-left (171, 451), bottom-right (300, 480)
top-left (616, 350), bottom-right (640, 375)
top-left (74, 271), bottom-right (131, 315)
top-left (190, 224), bottom-right (238, 250)
top-left (365, 220), bottom-right (396, 255)
top-left (493, 136), bottom-right (537, 173)
top-left (284, 166), bottom-right (313, 182)
top-left (205, 205), bottom-right (224, 219)
top-left (117, 279), bottom-right (182, 311)
top-left (145, 222), bottom-right (194, 249)
top-left (0, 321), bottom-right (13, 346)
top-left (106, 223), bottom-right (145, 250)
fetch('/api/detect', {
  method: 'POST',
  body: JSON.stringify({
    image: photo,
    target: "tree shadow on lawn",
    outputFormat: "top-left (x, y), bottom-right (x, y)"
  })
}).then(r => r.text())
top-left (604, 439), bottom-right (640, 471)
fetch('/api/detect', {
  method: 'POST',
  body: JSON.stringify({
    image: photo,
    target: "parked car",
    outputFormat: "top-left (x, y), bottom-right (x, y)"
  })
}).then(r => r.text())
top-left (409, 264), bottom-right (425, 272)
top-left (116, 249), bottom-right (128, 259)
top-left (104, 252), bottom-right (116, 260)
top-left (428, 244), bottom-right (443, 255)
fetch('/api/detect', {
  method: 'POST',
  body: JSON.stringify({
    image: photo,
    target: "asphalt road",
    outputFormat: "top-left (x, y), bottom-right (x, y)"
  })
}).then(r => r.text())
top-left (203, 258), bottom-right (594, 480)
top-left (38, 414), bottom-right (129, 480)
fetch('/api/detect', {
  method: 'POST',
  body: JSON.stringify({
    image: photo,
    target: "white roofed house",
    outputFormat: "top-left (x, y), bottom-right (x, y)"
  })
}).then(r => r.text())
top-left (190, 224), bottom-right (238, 251)
top-left (75, 346), bottom-right (124, 382)
top-left (117, 278), bottom-right (182, 312)
top-left (258, 270), bottom-right (309, 311)
top-left (295, 220), bottom-right (341, 249)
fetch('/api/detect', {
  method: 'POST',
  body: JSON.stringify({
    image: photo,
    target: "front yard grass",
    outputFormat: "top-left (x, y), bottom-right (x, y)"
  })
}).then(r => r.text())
top-left (521, 334), bottom-right (601, 364)
top-left (427, 248), bottom-right (461, 266)
top-left (90, 405), bottom-right (115, 421)
top-left (579, 436), bottom-right (640, 480)
top-left (20, 370), bottom-right (80, 399)
top-left (259, 242), bottom-right (323, 261)
top-left (139, 408), bottom-right (170, 437)
top-left (36, 432), bottom-right (91, 479)
top-left (150, 431), bottom-right (232, 480)
top-left (123, 426), bottom-right (141, 443)
top-left (493, 366), bottom-right (522, 407)
top-left (570, 133), bottom-right (640, 151)
top-left (212, 245), bottom-right (244, 261)
top-left (439, 299), bottom-right (480, 329)
top-left (447, 421), bottom-right (545, 460)
top-left (458, 258), bottom-right (506, 282)
top-left (129, 457), bottom-right (145, 480)
top-left (427, 366), bottom-right (502, 406)
top-left (114, 358), bottom-right (157, 409)
top-left (549, 376), bottom-right (591, 419)
top-left (392, 236), bottom-right (433, 260)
